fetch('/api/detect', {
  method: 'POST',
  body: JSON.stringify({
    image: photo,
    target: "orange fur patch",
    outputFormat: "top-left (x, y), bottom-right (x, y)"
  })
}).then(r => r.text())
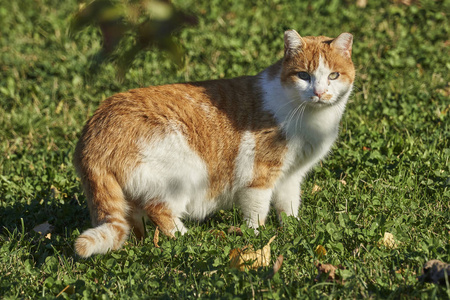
top-left (144, 202), bottom-right (176, 237)
top-left (251, 127), bottom-right (287, 189)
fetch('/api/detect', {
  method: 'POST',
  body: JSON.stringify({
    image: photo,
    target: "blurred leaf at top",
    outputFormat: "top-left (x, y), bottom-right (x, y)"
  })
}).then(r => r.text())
top-left (71, 0), bottom-right (197, 79)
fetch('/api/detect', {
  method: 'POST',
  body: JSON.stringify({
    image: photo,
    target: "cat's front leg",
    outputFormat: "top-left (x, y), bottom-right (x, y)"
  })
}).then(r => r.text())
top-left (237, 188), bottom-right (273, 229)
top-left (272, 174), bottom-right (302, 221)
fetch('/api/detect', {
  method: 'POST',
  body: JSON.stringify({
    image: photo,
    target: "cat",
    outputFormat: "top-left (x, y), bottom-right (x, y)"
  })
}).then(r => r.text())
top-left (74, 30), bottom-right (355, 258)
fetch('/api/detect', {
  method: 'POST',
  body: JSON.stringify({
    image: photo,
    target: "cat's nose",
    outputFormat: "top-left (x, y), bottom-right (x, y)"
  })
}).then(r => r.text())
top-left (314, 90), bottom-right (325, 98)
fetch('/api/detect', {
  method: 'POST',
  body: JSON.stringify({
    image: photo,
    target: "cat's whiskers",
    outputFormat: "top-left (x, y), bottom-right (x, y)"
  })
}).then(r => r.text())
top-left (295, 102), bottom-right (308, 136)
top-left (285, 101), bottom-right (304, 132)
top-left (284, 98), bottom-right (308, 138)
top-left (273, 97), bottom-right (298, 117)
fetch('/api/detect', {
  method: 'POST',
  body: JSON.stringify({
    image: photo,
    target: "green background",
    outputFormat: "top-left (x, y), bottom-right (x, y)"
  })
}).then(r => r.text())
top-left (0, 0), bottom-right (449, 298)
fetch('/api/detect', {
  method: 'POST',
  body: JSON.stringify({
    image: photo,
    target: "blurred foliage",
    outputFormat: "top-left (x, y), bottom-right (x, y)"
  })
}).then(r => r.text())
top-left (71, 0), bottom-right (197, 79)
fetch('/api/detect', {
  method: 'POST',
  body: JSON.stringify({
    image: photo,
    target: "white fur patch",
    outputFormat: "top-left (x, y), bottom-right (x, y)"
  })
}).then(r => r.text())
top-left (259, 70), bottom-right (291, 126)
top-left (311, 55), bottom-right (331, 99)
top-left (124, 132), bottom-right (210, 220)
top-left (233, 131), bottom-right (256, 187)
top-left (236, 187), bottom-right (273, 228)
top-left (76, 221), bottom-right (130, 257)
top-left (272, 172), bottom-right (301, 217)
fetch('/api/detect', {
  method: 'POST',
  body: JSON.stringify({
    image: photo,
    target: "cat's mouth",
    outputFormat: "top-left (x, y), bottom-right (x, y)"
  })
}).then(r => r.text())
top-left (309, 95), bottom-right (335, 106)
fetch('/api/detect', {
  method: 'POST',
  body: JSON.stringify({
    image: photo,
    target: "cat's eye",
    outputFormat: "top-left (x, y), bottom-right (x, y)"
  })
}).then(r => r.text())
top-left (328, 72), bottom-right (340, 80)
top-left (297, 72), bottom-right (311, 81)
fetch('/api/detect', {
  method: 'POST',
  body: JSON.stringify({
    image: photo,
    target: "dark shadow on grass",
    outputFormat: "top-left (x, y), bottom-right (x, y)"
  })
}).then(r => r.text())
top-left (0, 188), bottom-right (90, 267)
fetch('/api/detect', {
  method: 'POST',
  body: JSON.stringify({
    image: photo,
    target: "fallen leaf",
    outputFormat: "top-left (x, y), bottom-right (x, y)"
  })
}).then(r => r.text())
top-left (418, 259), bottom-right (450, 285)
top-left (267, 254), bottom-right (284, 280)
top-left (229, 236), bottom-right (276, 271)
top-left (209, 229), bottom-right (226, 239)
top-left (315, 245), bottom-right (327, 258)
top-left (381, 232), bottom-right (398, 249)
top-left (227, 226), bottom-right (243, 236)
top-left (33, 221), bottom-right (54, 237)
top-left (314, 262), bottom-right (345, 284)
top-left (153, 226), bottom-right (160, 248)
top-left (50, 185), bottom-right (60, 199)
top-left (273, 254), bottom-right (283, 274)
top-left (202, 270), bottom-right (218, 277)
top-left (311, 184), bottom-right (322, 194)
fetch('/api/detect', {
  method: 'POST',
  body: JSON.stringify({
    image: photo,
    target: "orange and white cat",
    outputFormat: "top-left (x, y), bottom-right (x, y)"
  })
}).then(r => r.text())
top-left (74, 30), bottom-right (355, 257)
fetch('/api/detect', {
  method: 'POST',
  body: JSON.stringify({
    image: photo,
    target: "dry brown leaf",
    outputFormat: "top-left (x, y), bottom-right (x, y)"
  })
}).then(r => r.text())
top-left (311, 184), bottom-right (322, 194)
top-left (227, 226), bottom-right (243, 236)
top-left (50, 185), bottom-right (61, 199)
top-left (273, 254), bottom-right (283, 274)
top-left (315, 262), bottom-right (345, 284)
top-left (209, 229), bottom-right (226, 239)
top-left (229, 236), bottom-right (276, 271)
top-left (381, 232), bottom-right (398, 249)
top-left (153, 226), bottom-right (160, 248)
top-left (418, 259), bottom-right (450, 285)
top-left (315, 245), bottom-right (327, 258)
top-left (202, 270), bottom-right (218, 277)
top-left (33, 221), bottom-right (54, 236)
top-left (339, 179), bottom-right (347, 186)
top-left (267, 254), bottom-right (284, 280)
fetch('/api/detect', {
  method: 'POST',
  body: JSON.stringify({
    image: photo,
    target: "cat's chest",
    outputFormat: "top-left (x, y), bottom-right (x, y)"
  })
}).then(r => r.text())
top-left (282, 120), bottom-right (339, 173)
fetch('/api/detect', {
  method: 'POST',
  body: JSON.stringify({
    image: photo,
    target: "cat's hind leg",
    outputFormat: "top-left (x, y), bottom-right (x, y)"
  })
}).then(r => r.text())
top-left (144, 201), bottom-right (187, 237)
top-left (75, 173), bottom-right (131, 258)
top-left (127, 204), bottom-right (147, 239)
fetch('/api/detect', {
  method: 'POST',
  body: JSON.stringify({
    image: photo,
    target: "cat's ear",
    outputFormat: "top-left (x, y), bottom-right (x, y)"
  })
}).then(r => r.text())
top-left (284, 30), bottom-right (305, 57)
top-left (331, 33), bottom-right (353, 58)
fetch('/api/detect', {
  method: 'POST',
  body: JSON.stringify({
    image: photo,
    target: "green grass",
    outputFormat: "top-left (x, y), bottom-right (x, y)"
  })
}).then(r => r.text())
top-left (1, 0), bottom-right (449, 298)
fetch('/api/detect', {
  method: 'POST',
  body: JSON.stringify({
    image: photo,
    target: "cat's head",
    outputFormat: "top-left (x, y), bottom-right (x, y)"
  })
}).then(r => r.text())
top-left (280, 30), bottom-right (355, 107)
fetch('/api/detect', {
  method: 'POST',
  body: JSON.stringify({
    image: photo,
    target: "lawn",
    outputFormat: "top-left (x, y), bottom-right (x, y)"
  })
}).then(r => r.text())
top-left (0, 0), bottom-right (449, 298)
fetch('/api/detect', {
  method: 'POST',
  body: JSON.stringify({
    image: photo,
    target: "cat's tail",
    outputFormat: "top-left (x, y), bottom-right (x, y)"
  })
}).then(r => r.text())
top-left (74, 172), bottom-right (131, 258)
